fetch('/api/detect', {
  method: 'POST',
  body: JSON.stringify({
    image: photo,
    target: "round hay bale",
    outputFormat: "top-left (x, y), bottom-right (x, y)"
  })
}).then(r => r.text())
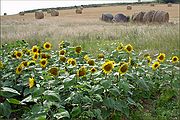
top-left (150, 3), bottom-right (155, 6)
top-left (76, 8), bottom-right (82, 14)
top-left (4, 13), bottom-right (7, 16)
top-left (35, 11), bottom-right (44, 19)
top-left (167, 3), bottom-right (172, 7)
top-left (127, 5), bottom-right (132, 10)
top-left (152, 11), bottom-right (169, 23)
top-left (101, 13), bottom-right (113, 22)
top-left (132, 11), bottom-right (145, 22)
top-left (143, 10), bottom-right (156, 23)
top-left (113, 13), bottom-right (129, 22)
top-left (51, 10), bottom-right (59, 16)
top-left (19, 12), bottom-right (25, 16)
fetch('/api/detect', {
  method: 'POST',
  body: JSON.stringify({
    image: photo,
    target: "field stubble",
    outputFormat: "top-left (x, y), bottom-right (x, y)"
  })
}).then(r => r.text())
top-left (1, 4), bottom-right (179, 56)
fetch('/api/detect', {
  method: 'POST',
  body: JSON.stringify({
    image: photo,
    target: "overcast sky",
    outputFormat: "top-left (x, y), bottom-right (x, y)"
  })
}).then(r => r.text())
top-left (1, 0), bottom-right (154, 15)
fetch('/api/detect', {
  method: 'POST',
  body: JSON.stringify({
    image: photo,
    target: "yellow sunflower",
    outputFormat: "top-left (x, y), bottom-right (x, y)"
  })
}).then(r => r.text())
top-left (16, 65), bottom-right (23, 74)
top-left (171, 56), bottom-right (179, 63)
top-left (59, 56), bottom-right (66, 62)
top-left (40, 59), bottom-right (48, 68)
top-left (146, 56), bottom-right (152, 65)
top-left (48, 67), bottom-right (59, 76)
top-left (152, 61), bottom-right (160, 71)
top-left (84, 55), bottom-right (90, 61)
top-left (32, 45), bottom-right (39, 54)
top-left (116, 43), bottom-right (124, 51)
top-left (77, 66), bottom-right (86, 77)
top-left (16, 51), bottom-right (23, 58)
top-left (11, 51), bottom-right (17, 58)
top-left (119, 62), bottom-right (128, 75)
top-left (67, 58), bottom-right (76, 66)
top-left (124, 44), bottom-right (133, 53)
top-left (90, 67), bottom-right (97, 73)
top-left (102, 61), bottom-right (114, 74)
top-left (29, 78), bottom-right (35, 88)
top-left (88, 59), bottom-right (95, 66)
top-left (0, 61), bottom-right (4, 69)
top-left (21, 61), bottom-right (28, 67)
top-left (98, 53), bottom-right (104, 59)
top-left (43, 42), bottom-right (52, 50)
top-left (157, 53), bottom-right (165, 62)
top-left (59, 50), bottom-right (66, 55)
top-left (75, 46), bottom-right (82, 54)
top-left (32, 53), bottom-right (39, 61)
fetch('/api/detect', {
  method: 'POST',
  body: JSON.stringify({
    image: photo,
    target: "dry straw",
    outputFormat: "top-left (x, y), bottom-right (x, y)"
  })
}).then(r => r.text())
top-left (51, 10), bottom-right (59, 16)
top-left (167, 3), bottom-right (172, 7)
top-left (35, 10), bottom-right (44, 19)
top-left (127, 5), bottom-right (132, 10)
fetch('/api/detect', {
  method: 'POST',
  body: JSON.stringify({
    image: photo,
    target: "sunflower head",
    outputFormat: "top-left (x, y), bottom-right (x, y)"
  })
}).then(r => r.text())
top-left (116, 43), bottom-right (124, 51)
top-left (59, 56), bottom-right (66, 62)
top-left (77, 66), bottom-right (86, 77)
top-left (16, 51), bottom-right (23, 58)
top-left (29, 78), bottom-right (35, 88)
top-left (43, 42), bottom-right (52, 50)
top-left (75, 46), bottom-right (82, 54)
top-left (102, 61), bottom-right (114, 74)
top-left (21, 61), bottom-right (28, 67)
top-left (16, 65), bottom-right (23, 74)
top-left (59, 50), bottom-right (66, 55)
top-left (67, 58), bottom-right (76, 66)
top-left (11, 51), bottom-right (17, 58)
top-left (32, 53), bottom-right (39, 61)
top-left (32, 45), bottom-right (39, 54)
top-left (88, 59), bottom-right (95, 66)
top-left (146, 56), bottom-right (152, 65)
top-left (48, 67), bottom-right (59, 76)
top-left (119, 62), bottom-right (128, 75)
top-left (152, 61), bottom-right (160, 70)
top-left (124, 44), bottom-right (133, 53)
top-left (40, 59), bottom-right (48, 68)
top-left (84, 55), bottom-right (90, 61)
top-left (157, 53), bottom-right (165, 62)
top-left (98, 53), bottom-right (104, 59)
top-left (0, 61), bottom-right (4, 69)
top-left (90, 67), bottom-right (97, 73)
top-left (171, 56), bottom-right (179, 63)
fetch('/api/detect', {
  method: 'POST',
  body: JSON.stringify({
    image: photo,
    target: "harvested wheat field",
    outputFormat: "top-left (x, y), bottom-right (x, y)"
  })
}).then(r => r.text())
top-left (1, 3), bottom-right (179, 54)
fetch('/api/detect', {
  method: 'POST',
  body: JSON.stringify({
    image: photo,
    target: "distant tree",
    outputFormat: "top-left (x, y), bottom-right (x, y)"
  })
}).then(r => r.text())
top-left (138, 0), bottom-right (141, 2)
top-left (156, 0), bottom-right (178, 3)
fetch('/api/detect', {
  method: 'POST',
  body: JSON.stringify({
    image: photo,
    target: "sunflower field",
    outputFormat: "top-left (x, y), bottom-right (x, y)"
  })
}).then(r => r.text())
top-left (0, 40), bottom-right (179, 120)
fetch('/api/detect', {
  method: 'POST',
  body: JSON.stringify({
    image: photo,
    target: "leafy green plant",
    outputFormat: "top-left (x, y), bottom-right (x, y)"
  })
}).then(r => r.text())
top-left (0, 40), bottom-right (179, 119)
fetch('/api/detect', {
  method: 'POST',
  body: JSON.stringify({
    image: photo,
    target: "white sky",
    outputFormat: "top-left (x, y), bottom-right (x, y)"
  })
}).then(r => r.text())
top-left (1, 0), bottom-right (154, 15)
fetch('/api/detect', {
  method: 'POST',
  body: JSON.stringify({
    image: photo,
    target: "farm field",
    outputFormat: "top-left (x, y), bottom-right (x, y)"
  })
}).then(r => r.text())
top-left (1, 3), bottom-right (179, 55)
top-left (0, 3), bottom-right (180, 120)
